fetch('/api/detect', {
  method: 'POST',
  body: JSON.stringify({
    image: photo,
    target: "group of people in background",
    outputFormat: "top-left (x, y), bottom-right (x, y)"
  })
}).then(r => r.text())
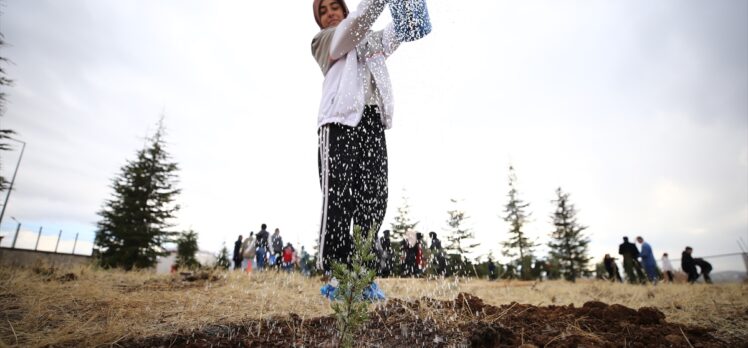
top-left (230, 226), bottom-right (448, 278)
top-left (603, 236), bottom-right (713, 284)
top-left (375, 230), bottom-right (447, 278)
top-left (231, 227), bottom-right (716, 284)
top-left (232, 224), bottom-right (311, 274)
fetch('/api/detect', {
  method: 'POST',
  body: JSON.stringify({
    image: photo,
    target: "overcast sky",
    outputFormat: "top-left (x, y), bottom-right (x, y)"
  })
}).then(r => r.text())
top-left (1, 0), bottom-right (746, 271)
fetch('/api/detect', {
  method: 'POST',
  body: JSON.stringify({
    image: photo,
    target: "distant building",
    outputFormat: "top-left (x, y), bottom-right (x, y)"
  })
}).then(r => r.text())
top-left (156, 250), bottom-right (217, 274)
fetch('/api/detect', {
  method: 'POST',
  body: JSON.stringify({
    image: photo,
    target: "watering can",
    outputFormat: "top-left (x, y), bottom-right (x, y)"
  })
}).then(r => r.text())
top-left (389, 0), bottom-right (432, 42)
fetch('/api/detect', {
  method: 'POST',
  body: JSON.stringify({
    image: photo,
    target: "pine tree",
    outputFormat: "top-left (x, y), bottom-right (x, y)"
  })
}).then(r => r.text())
top-left (501, 165), bottom-right (537, 280)
top-left (548, 187), bottom-right (591, 282)
top-left (390, 192), bottom-right (418, 241)
top-left (176, 229), bottom-right (200, 270)
top-left (444, 198), bottom-right (479, 276)
top-left (0, 31), bottom-right (17, 192)
top-left (330, 226), bottom-right (377, 347)
top-left (215, 243), bottom-right (231, 270)
top-left (545, 255), bottom-right (562, 280)
top-left (389, 191), bottom-right (418, 276)
top-left (0, 127), bottom-right (15, 192)
top-left (0, 32), bottom-right (10, 114)
top-left (94, 119), bottom-right (181, 270)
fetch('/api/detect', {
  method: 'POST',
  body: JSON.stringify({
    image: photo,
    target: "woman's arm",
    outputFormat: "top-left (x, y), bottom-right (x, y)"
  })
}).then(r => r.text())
top-left (329, 0), bottom-right (387, 60)
top-left (381, 22), bottom-right (400, 57)
top-left (364, 23), bottom-right (400, 59)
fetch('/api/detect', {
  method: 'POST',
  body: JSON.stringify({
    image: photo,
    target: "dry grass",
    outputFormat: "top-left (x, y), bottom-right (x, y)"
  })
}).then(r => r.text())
top-left (0, 263), bottom-right (745, 347)
top-left (0, 265), bottom-right (331, 347)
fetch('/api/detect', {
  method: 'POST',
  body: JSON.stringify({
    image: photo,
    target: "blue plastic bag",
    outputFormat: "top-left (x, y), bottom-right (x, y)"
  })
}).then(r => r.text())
top-left (321, 282), bottom-right (386, 301)
top-left (362, 282), bottom-right (386, 301)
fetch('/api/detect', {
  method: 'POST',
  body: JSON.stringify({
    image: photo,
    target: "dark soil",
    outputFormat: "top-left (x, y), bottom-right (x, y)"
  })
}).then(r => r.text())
top-left (127, 293), bottom-right (733, 347)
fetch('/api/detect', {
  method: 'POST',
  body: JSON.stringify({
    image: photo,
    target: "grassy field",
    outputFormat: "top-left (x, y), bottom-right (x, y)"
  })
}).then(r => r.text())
top-left (0, 264), bottom-right (745, 347)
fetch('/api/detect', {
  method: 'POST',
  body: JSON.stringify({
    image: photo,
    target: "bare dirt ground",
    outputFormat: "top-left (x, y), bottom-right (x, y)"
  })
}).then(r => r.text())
top-left (1, 265), bottom-right (746, 347)
top-left (126, 292), bottom-right (732, 347)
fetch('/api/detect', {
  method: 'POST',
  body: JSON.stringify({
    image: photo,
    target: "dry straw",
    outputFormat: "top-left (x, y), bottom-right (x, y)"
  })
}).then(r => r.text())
top-left (0, 262), bottom-right (745, 347)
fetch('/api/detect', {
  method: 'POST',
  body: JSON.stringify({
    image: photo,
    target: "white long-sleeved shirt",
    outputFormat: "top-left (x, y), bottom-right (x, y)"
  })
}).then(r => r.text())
top-left (661, 256), bottom-right (674, 272)
top-left (311, 0), bottom-right (400, 129)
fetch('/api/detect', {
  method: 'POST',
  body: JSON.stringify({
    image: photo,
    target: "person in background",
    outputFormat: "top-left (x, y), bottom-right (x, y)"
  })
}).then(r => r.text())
top-left (300, 246), bottom-right (311, 276)
top-left (255, 224), bottom-right (270, 271)
top-left (282, 243), bottom-right (296, 272)
top-left (618, 236), bottom-right (640, 284)
top-left (603, 254), bottom-right (622, 283)
top-left (379, 230), bottom-right (392, 277)
top-left (487, 257), bottom-right (497, 280)
top-left (233, 235), bottom-right (244, 271)
top-left (371, 230), bottom-right (384, 273)
top-left (403, 231), bottom-right (417, 277)
top-left (415, 232), bottom-right (425, 277)
top-left (636, 236), bottom-right (658, 284)
top-left (694, 257), bottom-right (713, 284)
top-left (399, 238), bottom-right (408, 276)
top-left (271, 228), bottom-right (284, 269)
top-left (429, 231), bottom-right (446, 277)
top-left (681, 246), bottom-right (699, 283)
top-left (241, 232), bottom-right (256, 273)
top-left (660, 253), bottom-right (674, 282)
top-left (633, 259), bottom-right (647, 283)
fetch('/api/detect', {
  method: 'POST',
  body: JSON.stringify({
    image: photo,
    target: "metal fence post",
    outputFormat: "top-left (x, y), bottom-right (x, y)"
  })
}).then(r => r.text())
top-left (54, 229), bottom-right (62, 253)
top-left (11, 223), bottom-right (20, 249)
top-left (72, 233), bottom-right (79, 255)
top-left (34, 226), bottom-right (42, 251)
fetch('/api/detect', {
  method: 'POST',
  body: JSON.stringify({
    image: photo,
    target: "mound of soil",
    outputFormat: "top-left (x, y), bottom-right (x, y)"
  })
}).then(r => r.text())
top-left (128, 293), bottom-right (730, 347)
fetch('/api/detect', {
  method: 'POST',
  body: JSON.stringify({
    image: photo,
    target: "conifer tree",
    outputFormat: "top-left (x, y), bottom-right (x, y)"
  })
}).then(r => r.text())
top-left (390, 192), bottom-right (418, 241)
top-left (444, 198), bottom-right (479, 276)
top-left (389, 192), bottom-right (418, 276)
top-left (501, 166), bottom-right (537, 280)
top-left (176, 229), bottom-right (200, 270)
top-left (545, 255), bottom-right (562, 280)
top-left (215, 243), bottom-right (231, 270)
top-left (445, 199), bottom-right (478, 255)
top-left (330, 226), bottom-right (377, 347)
top-left (548, 187), bottom-right (591, 282)
top-left (0, 127), bottom-right (14, 192)
top-left (0, 32), bottom-right (9, 115)
top-left (0, 31), bottom-right (16, 192)
top-left (94, 119), bottom-right (181, 270)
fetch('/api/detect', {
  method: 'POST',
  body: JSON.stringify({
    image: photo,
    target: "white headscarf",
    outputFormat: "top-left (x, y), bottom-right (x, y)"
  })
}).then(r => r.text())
top-left (405, 229), bottom-right (417, 248)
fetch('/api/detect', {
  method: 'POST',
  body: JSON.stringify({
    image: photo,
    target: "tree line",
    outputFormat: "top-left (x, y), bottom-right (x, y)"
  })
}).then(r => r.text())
top-left (92, 121), bottom-right (592, 281)
top-left (369, 165), bottom-right (592, 282)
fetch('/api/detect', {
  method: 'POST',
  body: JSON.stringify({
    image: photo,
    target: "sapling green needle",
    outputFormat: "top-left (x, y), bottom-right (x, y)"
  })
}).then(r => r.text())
top-left (329, 225), bottom-right (378, 348)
